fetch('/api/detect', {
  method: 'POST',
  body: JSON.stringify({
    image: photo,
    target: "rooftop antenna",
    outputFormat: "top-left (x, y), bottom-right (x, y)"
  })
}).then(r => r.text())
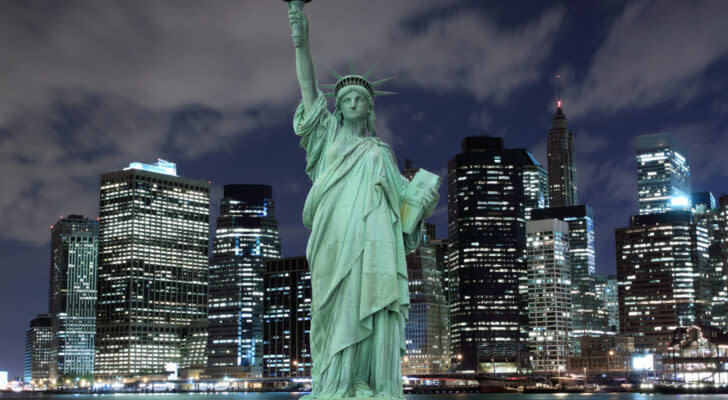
top-left (555, 73), bottom-right (562, 109)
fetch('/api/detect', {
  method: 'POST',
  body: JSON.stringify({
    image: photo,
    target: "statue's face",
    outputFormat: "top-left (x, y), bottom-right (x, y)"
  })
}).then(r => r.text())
top-left (338, 89), bottom-right (369, 121)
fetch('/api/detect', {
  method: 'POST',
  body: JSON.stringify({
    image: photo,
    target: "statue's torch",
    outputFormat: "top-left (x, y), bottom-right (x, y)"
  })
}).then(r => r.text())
top-left (284, 0), bottom-right (311, 47)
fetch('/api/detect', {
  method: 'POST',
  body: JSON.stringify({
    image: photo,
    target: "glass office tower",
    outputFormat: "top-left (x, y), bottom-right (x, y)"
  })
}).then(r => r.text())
top-left (531, 205), bottom-right (605, 354)
top-left (48, 215), bottom-right (98, 384)
top-left (24, 314), bottom-right (53, 387)
top-left (524, 160), bottom-right (549, 220)
top-left (596, 274), bottom-right (619, 333)
top-left (262, 256), bottom-right (311, 378)
top-left (402, 224), bottom-right (450, 375)
top-left (447, 136), bottom-right (534, 372)
top-left (207, 184), bottom-right (281, 378)
top-left (616, 211), bottom-right (709, 352)
top-left (95, 160), bottom-right (209, 378)
top-left (636, 133), bottom-right (691, 215)
top-left (526, 219), bottom-right (571, 373)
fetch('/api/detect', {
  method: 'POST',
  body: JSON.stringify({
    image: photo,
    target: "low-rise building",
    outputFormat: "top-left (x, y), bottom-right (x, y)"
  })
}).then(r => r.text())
top-left (663, 325), bottom-right (728, 383)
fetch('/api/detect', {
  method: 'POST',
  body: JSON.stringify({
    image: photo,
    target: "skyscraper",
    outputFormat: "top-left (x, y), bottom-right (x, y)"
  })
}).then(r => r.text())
top-left (207, 184), bottom-right (281, 378)
top-left (48, 215), bottom-right (98, 384)
top-left (636, 133), bottom-right (691, 215)
top-left (547, 105), bottom-right (577, 207)
top-left (692, 192), bottom-right (727, 329)
top-left (95, 160), bottom-right (210, 378)
top-left (524, 160), bottom-right (549, 220)
top-left (595, 275), bottom-right (619, 333)
top-left (262, 256), bottom-right (311, 378)
top-left (447, 136), bottom-right (535, 372)
top-left (616, 211), bottom-right (709, 352)
top-left (402, 224), bottom-right (450, 375)
top-left (526, 219), bottom-right (571, 373)
top-left (24, 314), bottom-right (53, 387)
top-left (531, 206), bottom-right (605, 354)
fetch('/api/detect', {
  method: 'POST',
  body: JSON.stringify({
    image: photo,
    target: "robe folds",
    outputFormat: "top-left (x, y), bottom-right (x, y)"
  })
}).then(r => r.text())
top-left (294, 92), bottom-right (423, 399)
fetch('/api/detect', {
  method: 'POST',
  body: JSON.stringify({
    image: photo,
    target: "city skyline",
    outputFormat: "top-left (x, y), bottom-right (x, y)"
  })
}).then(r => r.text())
top-left (3, 0), bottom-right (728, 378)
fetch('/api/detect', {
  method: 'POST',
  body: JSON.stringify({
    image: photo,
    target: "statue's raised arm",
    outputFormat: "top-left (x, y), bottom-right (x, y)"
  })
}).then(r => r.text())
top-left (287, 0), bottom-right (318, 111)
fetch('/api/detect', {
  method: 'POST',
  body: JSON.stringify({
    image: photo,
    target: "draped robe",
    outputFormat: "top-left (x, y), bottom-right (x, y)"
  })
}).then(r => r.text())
top-left (294, 92), bottom-right (423, 399)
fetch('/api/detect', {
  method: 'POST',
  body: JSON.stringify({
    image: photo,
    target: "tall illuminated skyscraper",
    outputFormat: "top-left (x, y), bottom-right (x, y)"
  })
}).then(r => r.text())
top-left (207, 184), bottom-right (281, 378)
top-left (691, 192), bottom-right (727, 329)
top-left (48, 215), bottom-right (98, 383)
top-left (95, 160), bottom-right (210, 378)
top-left (262, 256), bottom-right (311, 378)
top-left (402, 223), bottom-right (450, 375)
top-left (616, 211), bottom-right (709, 352)
top-left (526, 219), bottom-right (571, 373)
top-left (547, 104), bottom-right (577, 207)
top-left (636, 133), bottom-right (691, 215)
top-left (447, 136), bottom-right (535, 372)
top-left (531, 205), bottom-right (605, 354)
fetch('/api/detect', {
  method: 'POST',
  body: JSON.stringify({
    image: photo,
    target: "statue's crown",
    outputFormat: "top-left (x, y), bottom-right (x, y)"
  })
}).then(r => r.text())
top-left (322, 64), bottom-right (395, 101)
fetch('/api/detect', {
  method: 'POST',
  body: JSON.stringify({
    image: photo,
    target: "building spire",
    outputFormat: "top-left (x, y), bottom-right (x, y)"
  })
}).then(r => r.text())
top-left (555, 73), bottom-right (562, 110)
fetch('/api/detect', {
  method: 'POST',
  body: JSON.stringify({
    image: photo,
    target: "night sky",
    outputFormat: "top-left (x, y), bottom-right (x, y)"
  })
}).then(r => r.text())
top-left (2, 0), bottom-right (728, 378)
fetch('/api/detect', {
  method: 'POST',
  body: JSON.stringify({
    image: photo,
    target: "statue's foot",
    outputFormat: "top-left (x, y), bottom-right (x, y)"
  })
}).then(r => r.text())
top-left (352, 380), bottom-right (374, 397)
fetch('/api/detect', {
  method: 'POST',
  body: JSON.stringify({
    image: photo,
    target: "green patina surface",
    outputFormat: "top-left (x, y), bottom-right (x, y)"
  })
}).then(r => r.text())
top-left (285, 1), bottom-right (440, 398)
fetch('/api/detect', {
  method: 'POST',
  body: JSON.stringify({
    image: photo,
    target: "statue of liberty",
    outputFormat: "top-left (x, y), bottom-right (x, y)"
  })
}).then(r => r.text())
top-left (285, 1), bottom-right (440, 398)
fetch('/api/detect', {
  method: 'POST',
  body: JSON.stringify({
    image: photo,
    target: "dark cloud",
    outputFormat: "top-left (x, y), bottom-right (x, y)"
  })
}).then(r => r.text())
top-left (0, 0), bottom-right (565, 246)
top-left (568, 0), bottom-right (728, 117)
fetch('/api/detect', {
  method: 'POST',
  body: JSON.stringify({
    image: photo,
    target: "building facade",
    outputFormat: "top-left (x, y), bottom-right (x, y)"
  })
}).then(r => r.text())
top-left (547, 106), bottom-right (577, 208)
top-left (692, 192), bottom-right (727, 329)
top-left (262, 256), bottom-right (311, 378)
top-left (24, 314), bottom-right (53, 387)
top-left (616, 211), bottom-right (710, 352)
top-left (48, 215), bottom-right (98, 383)
top-left (636, 134), bottom-right (691, 215)
top-left (532, 206), bottom-right (605, 354)
top-left (596, 274), bottom-right (620, 333)
top-left (402, 224), bottom-right (450, 374)
top-left (447, 136), bottom-right (535, 372)
top-left (179, 319), bottom-right (208, 375)
top-left (526, 219), bottom-right (571, 373)
top-left (568, 335), bottom-right (634, 373)
top-left (207, 184), bottom-right (281, 378)
top-left (95, 160), bottom-right (210, 378)
top-left (524, 160), bottom-right (549, 220)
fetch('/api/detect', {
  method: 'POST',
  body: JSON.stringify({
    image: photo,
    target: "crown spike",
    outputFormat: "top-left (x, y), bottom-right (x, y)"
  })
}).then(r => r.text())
top-left (320, 84), bottom-right (337, 89)
top-left (349, 61), bottom-right (355, 75)
top-left (362, 64), bottom-right (377, 79)
top-left (371, 77), bottom-right (393, 87)
top-left (329, 69), bottom-right (343, 80)
top-left (373, 90), bottom-right (397, 96)
top-left (324, 92), bottom-right (336, 98)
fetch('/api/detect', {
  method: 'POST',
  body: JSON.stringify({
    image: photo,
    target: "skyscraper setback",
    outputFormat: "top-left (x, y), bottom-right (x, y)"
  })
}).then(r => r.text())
top-left (95, 160), bottom-right (210, 378)
top-left (636, 133), bottom-right (691, 215)
top-left (547, 105), bottom-right (577, 207)
top-left (447, 136), bottom-right (537, 372)
top-left (48, 215), bottom-right (98, 382)
top-left (207, 184), bottom-right (281, 378)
